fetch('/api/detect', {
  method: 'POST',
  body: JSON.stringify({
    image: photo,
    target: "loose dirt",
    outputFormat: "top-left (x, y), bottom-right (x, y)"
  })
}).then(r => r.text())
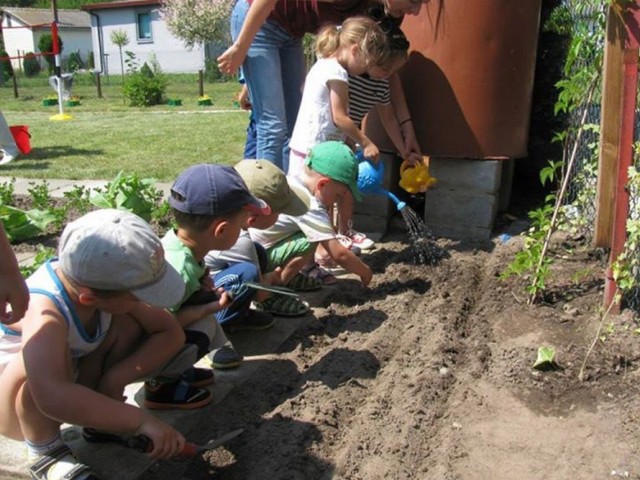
top-left (130, 217), bottom-right (640, 480)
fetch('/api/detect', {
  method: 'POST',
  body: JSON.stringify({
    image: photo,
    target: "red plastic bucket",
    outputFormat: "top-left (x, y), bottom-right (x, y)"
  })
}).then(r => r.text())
top-left (9, 125), bottom-right (31, 155)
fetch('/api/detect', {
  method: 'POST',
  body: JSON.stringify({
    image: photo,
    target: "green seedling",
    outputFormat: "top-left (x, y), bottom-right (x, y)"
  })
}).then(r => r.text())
top-left (0, 178), bottom-right (15, 206)
top-left (533, 346), bottom-right (557, 370)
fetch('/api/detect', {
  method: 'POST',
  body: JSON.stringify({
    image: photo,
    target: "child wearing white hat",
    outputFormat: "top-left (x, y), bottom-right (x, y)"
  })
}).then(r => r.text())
top-left (0, 209), bottom-right (188, 480)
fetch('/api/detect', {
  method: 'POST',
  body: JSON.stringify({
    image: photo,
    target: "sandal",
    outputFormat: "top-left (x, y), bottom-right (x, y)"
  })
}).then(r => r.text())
top-left (256, 295), bottom-right (311, 317)
top-left (286, 273), bottom-right (323, 292)
top-left (301, 263), bottom-right (338, 286)
top-left (30, 444), bottom-right (100, 480)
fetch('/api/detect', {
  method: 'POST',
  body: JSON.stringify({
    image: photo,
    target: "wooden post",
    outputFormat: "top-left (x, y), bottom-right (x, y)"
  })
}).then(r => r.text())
top-left (11, 71), bottom-right (18, 98)
top-left (600, 0), bottom-right (640, 311)
top-left (95, 71), bottom-right (102, 98)
top-left (594, 3), bottom-right (625, 248)
top-left (198, 70), bottom-right (204, 97)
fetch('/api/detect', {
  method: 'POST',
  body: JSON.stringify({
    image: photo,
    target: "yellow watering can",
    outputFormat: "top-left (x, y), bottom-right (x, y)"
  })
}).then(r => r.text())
top-left (399, 157), bottom-right (437, 194)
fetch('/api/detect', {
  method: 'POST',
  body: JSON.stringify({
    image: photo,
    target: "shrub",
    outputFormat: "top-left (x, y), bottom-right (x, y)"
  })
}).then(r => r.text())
top-left (87, 50), bottom-right (95, 70)
top-left (0, 50), bottom-right (13, 80)
top-left (23, 52), bottom-right (40, 77)
top-left (38, 33), bottom-right (63, 73)
top-left (67, 51), bottom-right (84, 71)
top-left (123, 62), bottom-right (167, 106)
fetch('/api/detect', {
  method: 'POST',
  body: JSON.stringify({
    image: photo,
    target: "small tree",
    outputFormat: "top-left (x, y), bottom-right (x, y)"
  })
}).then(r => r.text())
top-left (162, 0), bottom-right (232, 74)
top-left (162, 0), bottom-right (232, 47)
top-left (38, 33), bottom-right (63, 73)
top-left (110, 29), bottom-right (129, 86)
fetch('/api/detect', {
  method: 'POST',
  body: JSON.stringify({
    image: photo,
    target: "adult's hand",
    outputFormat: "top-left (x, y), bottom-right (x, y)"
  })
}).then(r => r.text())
top-left (218, 43), bottom-right (247, 75)
top-left (0, 226), bottom-right (28, 324)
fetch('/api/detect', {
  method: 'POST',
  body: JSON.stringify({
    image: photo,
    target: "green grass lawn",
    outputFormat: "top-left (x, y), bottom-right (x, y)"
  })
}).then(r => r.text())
top-left (0, 78), bottom-right (250, 181)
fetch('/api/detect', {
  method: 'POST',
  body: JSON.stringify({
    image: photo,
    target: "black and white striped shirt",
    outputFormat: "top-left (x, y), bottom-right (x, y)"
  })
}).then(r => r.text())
top-left (348, 74), bottom-right (391, 127)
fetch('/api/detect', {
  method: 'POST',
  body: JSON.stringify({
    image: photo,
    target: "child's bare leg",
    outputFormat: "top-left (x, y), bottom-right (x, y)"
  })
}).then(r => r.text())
top-left (0, 360), bottom-right (59, 442)
top-left (280, 251), bottom-right (316, 284)
top-left (16, 379), bottom-right (61, 444)
top-left (77, 314), bottom-right (143, 392)
top-left (336, 194), bottom-right (354, 235)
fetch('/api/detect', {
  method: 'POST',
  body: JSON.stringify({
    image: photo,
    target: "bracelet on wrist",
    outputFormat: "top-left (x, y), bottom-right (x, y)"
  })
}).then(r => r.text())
top-left (400, 118), bottom-right (412, 126)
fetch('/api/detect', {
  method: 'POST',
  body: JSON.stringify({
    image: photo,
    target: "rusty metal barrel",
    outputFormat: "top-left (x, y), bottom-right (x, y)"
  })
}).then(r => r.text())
top-left (399, 0), bottom-right (542, 159)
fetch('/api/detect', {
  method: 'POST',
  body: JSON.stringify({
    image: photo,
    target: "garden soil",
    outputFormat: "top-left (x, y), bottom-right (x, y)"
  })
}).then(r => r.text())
top-left (9, 199), bottom-right (640, 479)
top-left (140, 218), bottom-right (639, 480)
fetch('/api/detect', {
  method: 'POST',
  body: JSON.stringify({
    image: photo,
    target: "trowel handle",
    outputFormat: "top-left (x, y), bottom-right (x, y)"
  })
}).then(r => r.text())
top-left (130, 435), bottom-right (200, 457)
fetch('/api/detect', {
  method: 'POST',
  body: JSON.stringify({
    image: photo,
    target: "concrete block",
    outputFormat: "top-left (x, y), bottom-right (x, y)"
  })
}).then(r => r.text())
top-left (429, 157), bottom-right (503, 193)
top-left (428, 222), bottom-right (493, 241)
top-left (352, 152), bottom-right (400, 236)
top-left (425, 189), bottom-right (497, 229)
top-left (352, 212), bottom-right (389, 237)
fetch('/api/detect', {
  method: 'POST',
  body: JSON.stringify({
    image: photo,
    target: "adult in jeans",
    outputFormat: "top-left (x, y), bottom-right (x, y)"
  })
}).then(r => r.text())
top-left (218, 0), bottom-right (427, 172)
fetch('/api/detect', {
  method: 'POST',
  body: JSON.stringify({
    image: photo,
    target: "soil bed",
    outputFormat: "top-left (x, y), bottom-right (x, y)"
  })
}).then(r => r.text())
top-left (10, 199), bottom-right (640, 479)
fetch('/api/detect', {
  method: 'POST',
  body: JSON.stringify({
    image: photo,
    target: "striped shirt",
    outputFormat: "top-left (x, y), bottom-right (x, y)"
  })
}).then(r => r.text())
top-left (348, 74), bottom-right (391, 127)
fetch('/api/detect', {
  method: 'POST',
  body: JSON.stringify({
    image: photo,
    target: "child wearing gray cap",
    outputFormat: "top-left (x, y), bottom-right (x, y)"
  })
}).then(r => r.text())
top-left (0, 209), bottom-right (188, 480)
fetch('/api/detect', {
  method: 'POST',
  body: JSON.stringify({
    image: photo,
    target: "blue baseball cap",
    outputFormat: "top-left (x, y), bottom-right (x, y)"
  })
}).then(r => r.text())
top-left (169, 164), bottom-right (270, 216)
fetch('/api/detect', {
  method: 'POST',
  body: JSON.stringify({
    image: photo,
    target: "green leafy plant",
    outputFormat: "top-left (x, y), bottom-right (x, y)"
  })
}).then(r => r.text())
top-left (27, 181), bottom-right (51, 210)
top-left (63, 185), bottom-right (92, 216)
top-left (67, 50), bottom-right (84, 72)
top-left (0, 49), bottom-right (13, 80)
top-left (533, 346), bottom-right (557, 370)
top-left (89, 171), bottom-right (162, 222)
top-left (0, 178), bottom-right (15, 206)
top-left (612, 156), bottom-right (640, 298)
top-left (23, 52), bottom-right (41, 77)
top-left (38, 33), bottom-right (64, 74)
top-left (19, 246), bottom-right (56, 278)
top-left (0, 204), bottom-right (56, 242)
top-left (502, 0), bottom-right (606, 303)
top-left (122, 52), bottom-right (167, 107)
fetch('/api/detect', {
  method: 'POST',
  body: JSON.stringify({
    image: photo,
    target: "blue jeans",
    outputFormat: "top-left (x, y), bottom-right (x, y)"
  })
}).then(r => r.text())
top-left (243, 112), bottom-right (257, 159)
top-left (231, 0), bottom-right (305, 172)
top-left (213, 262), bottom-right (260, 325)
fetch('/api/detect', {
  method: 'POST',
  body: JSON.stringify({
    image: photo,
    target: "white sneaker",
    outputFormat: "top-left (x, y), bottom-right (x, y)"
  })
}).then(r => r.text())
top-left (336, 234), bottom-right (361, 255)
top-left (343, 229), bottom-right (375, 250)
top-left (0, 152), bottom-right (17, 165)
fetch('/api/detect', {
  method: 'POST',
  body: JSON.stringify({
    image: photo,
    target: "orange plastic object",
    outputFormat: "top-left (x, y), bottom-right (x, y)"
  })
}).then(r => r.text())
top-left (399, 159), bottom-right (437, 194)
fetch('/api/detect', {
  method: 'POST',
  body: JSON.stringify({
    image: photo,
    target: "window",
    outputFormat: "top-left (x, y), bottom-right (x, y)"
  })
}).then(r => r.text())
top-left (136, 11), bottom-right (152, 42)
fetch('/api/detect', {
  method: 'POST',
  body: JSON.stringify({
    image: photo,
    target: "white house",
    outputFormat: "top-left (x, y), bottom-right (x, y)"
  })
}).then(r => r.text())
top-left (0, 7), bottom-right (91, 70)
top-left (82, 0), bottom-right (215, 75)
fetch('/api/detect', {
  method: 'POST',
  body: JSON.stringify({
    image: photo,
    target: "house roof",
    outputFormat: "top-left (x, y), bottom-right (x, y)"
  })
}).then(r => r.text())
top-left (82, 0), bottom-right (160, 12)
top-left (1, 8), bottom-right (90, 29)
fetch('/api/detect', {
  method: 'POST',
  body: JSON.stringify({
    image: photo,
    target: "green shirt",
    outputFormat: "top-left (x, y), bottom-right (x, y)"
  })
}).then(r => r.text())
top-left (161, 229), bottom-right (205, 312)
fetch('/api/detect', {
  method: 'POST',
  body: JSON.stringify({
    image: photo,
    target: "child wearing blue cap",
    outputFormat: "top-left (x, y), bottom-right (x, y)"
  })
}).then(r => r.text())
top-left (251, 141), bottom-right (373, 287)
top-left (144, 163), bottom-right (272, 410)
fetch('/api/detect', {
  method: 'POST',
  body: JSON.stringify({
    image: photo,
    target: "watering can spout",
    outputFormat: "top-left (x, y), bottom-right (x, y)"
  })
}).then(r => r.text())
top-left (357, 159), bottom-right (407, 210)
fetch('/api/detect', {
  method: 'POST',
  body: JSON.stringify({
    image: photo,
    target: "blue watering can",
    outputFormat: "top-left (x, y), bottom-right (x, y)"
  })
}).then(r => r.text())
top-left (357, 156), bottom-right (406, 211)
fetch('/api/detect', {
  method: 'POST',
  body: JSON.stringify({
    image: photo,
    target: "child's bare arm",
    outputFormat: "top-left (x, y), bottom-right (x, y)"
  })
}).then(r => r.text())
top-left (321, 237), bottom-right (373, 286)
top-left (20, 300), bottom-right (183, 455)
top-left (328, 80), bottom-right (379, 162)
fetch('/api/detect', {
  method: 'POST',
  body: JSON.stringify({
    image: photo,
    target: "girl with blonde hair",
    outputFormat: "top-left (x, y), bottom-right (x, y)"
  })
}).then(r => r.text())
top-left (288, 16), bottom-right (388, 178)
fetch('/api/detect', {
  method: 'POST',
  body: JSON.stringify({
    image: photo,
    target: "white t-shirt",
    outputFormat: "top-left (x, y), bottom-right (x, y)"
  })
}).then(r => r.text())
top-left (288, 57), bottom-right (348, 177)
